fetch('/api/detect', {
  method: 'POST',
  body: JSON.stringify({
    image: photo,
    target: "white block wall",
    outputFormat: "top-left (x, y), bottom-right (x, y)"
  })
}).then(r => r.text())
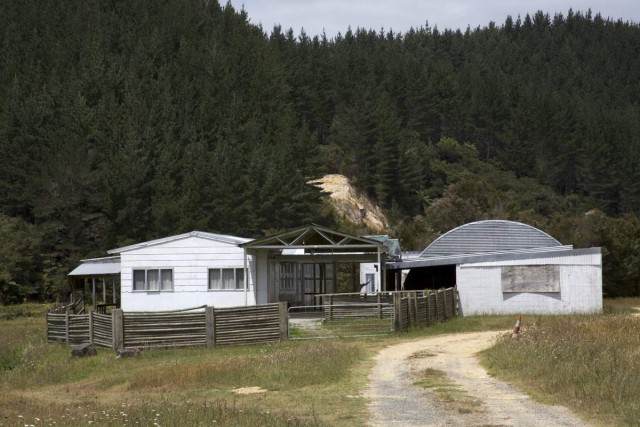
top-left (457, 253), bottom-right (602, 315)
top-left (120, 236), bottom-right (256, 311)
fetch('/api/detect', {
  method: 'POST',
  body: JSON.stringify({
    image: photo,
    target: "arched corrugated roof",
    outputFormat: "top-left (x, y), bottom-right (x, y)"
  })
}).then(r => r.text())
top-left (420, 220), bottom-right (562, 258)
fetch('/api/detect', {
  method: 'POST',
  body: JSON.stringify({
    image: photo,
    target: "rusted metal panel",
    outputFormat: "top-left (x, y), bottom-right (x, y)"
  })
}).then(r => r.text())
top-left (501, 265), bottom-right (560, 293)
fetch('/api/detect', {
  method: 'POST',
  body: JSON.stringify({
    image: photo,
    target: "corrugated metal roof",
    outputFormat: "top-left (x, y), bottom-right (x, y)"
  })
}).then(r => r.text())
top-left (68, 256), bottom-right (121, 276)
top-left (420, 220), bottom-right (562, 258)
top-left (389, 247), bottom-right (601, 270)
top-left (108, 231), bottom-right (251, 254)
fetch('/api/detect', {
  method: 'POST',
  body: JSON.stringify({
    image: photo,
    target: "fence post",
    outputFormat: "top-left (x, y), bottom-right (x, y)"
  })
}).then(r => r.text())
top-left (206, 306), bottom-right (216, 346)
top-left (65, 312), bottom-right (70, 345)
top-left (279, 301), bottom-right (289, 340)
top-left (377, 292), bottom-right (382, 319)
top-left (434, 290), bottom-right (440, 321)
top-left (443, 289), bottom-right (449, 319)
top-left (329, 295), bottom-right (333, 320)
top-left (424, 291), bottom-right (430, 324)
top-left (392, 293), bottom-right (401, 331)
top-left (454, 288), bottom-right (459, 317)
top-left (112, 308), bottom-right (124, 351)
top-left (45, 312), bottom-right (50, 343)
top-left (89, 311), bottom-right (94, 344)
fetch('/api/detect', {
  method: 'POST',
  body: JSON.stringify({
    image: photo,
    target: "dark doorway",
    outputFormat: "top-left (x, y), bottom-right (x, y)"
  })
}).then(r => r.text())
top-left (403, 265), bottom-right (456, 291)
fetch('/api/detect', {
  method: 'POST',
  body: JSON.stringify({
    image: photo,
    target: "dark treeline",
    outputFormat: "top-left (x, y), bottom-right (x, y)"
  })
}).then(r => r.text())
top-left (1, 0), bottom-right (639, 302)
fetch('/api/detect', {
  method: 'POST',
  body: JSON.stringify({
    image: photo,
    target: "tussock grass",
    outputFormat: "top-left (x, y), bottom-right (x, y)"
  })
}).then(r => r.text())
top-left (480, 315), bottom-right (640, 426)
top-left (0, 302), bottom-right (47, 320)
top-left (604, 297), bottom-right (640, 314)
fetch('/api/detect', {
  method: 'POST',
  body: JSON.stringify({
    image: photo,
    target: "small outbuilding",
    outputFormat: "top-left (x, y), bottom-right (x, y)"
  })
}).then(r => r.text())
top-left (389, 220), bottom-right (602, 315)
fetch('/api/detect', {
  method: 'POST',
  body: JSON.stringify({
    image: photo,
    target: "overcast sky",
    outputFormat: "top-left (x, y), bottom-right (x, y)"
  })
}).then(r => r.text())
top-left (227, 0), bottom-right (640, 38)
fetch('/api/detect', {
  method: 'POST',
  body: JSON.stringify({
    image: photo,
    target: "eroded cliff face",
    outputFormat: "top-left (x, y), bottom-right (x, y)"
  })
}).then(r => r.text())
top-left (311, 174), bottom-right (388, 232)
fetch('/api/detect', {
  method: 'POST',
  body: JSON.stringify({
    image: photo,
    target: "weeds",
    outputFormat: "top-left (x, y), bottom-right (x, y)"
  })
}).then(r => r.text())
top-left (481, 315), bottom-right (640, 426)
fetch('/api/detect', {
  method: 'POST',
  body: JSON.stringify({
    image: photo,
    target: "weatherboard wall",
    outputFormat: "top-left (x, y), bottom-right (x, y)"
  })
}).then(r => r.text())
top-left (456, 252), bottom-right (602, 315)
top-left (119, 236), bottom-right (256, 311)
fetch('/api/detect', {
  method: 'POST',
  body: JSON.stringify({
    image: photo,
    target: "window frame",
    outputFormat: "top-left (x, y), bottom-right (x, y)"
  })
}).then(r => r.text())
top-left (208, 267), bottom-right (245, 291)
top-left (132, 268), bottom-right (174, 292)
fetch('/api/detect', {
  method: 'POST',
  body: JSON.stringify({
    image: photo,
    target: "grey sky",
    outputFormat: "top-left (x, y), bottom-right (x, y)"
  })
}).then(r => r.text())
top-left (227, 0), bottom-right (640, 37)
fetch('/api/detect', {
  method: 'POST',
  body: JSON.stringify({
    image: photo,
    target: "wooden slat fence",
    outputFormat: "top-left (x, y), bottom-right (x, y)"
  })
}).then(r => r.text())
top-left (393, 287), bottom-right (459, 331)
top-left (123, 311), bottom-right (207, 348)
top-left (46, 303), bottom-right (287, 350)
top-left (212, 304), bottom-right (281, 345)
top-left (92, 312), bottom-right (113, 348)
top-left (46, 313), bottom-right (68, 343)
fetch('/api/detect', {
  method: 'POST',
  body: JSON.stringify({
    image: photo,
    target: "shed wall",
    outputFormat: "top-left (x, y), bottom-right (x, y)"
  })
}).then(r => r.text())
top-left (457, 253), bottom-right (602, 315)
top-left (120, 236), bottom-right (256, 311)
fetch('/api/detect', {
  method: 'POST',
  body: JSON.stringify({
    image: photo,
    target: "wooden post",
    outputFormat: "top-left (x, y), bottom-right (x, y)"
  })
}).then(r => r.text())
top-left (89, 311), bottom-right (94, 344)
top-left (434, 290), bottom-right (440, 321)
top-left (377, 292), bottom-right (382, 319)
top-left (205, 306), bottom-right (216, 346)
top-left (392, 293), bottom-right (401, 332)
top-left (45, 312), bottom-right (49, 343)
top-left (443, 289), bottom-right (449, 319)
top-left (65, 312), bottom-right (70, 345)
top-left (425, 290), bottom-right (431, 324)
top-left (329, 295), bottom-right (333, 320)
top-left (279, 301), bottom-right (289, 340)
top-left (112, 308), bottom-right (124, 351)
top-left (454, 288), bottom-right (460, 317)
top-left (92, 278), bottom-right (96, 311)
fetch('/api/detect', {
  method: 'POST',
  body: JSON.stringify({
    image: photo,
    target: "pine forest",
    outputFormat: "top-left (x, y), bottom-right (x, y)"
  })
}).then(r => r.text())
top-left (1, 0), bottom-right (640, 302)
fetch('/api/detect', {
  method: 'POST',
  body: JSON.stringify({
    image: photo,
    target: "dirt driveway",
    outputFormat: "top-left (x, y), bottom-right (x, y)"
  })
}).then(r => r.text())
top-left (365, 331), bottom-right (590, 427)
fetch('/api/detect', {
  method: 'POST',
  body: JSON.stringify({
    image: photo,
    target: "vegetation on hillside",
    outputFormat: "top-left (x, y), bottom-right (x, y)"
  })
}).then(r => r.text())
top-left (1, 0), bottom-right (639, 301)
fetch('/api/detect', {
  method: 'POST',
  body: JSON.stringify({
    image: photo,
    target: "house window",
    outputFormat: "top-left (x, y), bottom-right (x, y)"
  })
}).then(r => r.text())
top-left (209, 268), bottom-right (244, 290)
top-left (132, 269), bottom-right (173, 291)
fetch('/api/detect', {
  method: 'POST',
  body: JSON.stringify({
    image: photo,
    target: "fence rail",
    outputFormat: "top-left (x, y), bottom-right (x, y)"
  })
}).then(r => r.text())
top-left (393, 287), bottom-right (458, 331)
top-left (46, 302), bottom-right (287, 350)
top-left (45, 289), bottom-right (459, 348)
top-left (288, 303), bottom-right (394, 339)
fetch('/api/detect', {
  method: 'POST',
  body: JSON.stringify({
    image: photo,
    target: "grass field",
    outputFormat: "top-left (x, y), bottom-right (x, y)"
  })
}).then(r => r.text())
top-left (2, 301), bottom-right (639, 426)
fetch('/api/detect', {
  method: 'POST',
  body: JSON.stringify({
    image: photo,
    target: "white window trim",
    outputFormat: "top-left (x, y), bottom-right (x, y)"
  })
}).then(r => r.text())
top-left (208, 267), bottom-right (245, 291)
top-left (132, 268), bottom-right (174, 292)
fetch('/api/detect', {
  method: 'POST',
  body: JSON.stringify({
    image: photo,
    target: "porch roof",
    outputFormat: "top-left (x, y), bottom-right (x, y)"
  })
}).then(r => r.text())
top-left (68, 256), bottom-right (121, 277)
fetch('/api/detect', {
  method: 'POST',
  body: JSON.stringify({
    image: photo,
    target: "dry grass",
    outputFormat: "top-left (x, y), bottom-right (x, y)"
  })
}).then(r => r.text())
top-left (0, 311), bottom-right (378, 426)
top-left (480, 314), bottom-right (640, 426)
top-left (603, 297), bottom-right (640, 315)
top-left (6, 302), bottom-right (638, 426)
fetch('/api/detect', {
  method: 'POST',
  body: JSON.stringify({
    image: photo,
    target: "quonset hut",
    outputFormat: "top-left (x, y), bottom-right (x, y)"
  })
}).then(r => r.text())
top-left (388, 220), bottom-right (602, 315)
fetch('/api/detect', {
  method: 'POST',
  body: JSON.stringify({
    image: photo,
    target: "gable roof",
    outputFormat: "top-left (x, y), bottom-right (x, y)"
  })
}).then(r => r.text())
top-left (108, 231), bottom-right (251, 254)
top-left (420, 220), bottom-right (562, 258)
top-left (240, 224), bottom-right (384, 253)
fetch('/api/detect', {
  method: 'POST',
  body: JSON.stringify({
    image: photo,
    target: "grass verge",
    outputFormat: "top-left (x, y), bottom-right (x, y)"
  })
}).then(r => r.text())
top-left (480, 314), bottom-right (640, 426)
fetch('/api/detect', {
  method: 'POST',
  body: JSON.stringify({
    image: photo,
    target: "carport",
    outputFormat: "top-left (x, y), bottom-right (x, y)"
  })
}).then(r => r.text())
top-left (240, 224), bottom-right (389, 306)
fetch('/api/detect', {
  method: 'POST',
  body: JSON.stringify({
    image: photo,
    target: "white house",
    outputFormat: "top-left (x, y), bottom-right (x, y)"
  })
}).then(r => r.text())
top-left (389, 220), bottom-right (603, 315)
top-left (107, 231), bottom-right (256, 311)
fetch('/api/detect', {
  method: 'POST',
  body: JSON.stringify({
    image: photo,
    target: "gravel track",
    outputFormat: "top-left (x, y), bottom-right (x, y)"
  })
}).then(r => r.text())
top-left (365, 331), bottom-right (591, 427)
